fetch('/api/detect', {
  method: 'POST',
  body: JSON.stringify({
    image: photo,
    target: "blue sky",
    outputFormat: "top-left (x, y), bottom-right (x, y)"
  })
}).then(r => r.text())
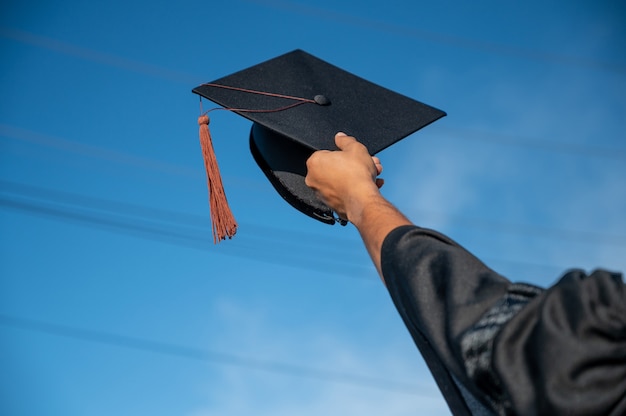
top-left (1, 1), bottom-right (625, 415)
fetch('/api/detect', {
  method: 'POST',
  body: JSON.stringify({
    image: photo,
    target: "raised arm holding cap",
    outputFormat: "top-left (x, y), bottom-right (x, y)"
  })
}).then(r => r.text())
top-left (304, 132), bottom-right (626, 416)
top-left (193, 50), bottom-right (625, 416)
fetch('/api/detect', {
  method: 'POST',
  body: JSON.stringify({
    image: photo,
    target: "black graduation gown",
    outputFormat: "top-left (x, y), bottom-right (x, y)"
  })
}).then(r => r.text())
top-left (381, 225), bottom-right (626, 416)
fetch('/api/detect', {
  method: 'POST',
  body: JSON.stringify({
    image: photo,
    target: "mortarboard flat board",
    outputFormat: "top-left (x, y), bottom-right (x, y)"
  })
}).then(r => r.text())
top-left (193, 49), bottom-right (445, 240)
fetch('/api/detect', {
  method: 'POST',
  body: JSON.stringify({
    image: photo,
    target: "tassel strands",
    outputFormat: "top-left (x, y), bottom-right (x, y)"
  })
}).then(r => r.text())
top-left (195, 84), bottom-right (317, 242)
top-left (198, 114), bottom-right (237, 243)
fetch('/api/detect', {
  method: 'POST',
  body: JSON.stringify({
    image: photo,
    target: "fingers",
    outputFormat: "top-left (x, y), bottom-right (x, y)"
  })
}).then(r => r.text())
top-left (372, 156), bottom-right (383, 175)
top-left (372, 155), bottom-right (383, 187)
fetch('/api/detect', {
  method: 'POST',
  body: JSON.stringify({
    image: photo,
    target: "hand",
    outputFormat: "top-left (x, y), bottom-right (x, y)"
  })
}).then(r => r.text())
top-left (305, 132), bottom-right (384, 222)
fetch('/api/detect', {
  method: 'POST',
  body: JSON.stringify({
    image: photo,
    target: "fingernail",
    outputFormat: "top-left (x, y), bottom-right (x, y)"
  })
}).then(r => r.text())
top-left (336, 132), bottom-right (347, 137)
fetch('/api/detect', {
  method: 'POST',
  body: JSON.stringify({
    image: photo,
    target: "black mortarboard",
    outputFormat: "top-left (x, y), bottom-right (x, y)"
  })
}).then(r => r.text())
top-left (193, 49), bottom-right (445, 242)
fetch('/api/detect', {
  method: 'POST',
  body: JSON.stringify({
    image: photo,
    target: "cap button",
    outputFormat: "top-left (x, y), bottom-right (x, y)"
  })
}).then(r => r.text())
top-left (314, 95), bottom-right (331, 106)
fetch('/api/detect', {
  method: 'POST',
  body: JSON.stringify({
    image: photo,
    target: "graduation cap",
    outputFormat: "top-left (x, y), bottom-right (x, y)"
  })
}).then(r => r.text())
top-left (193, 49), bottom-right (445, 243)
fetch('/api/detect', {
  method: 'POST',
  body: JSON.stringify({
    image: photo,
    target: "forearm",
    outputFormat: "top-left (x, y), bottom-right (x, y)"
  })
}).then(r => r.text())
top-left (348, 192), bottom-right (412, 283)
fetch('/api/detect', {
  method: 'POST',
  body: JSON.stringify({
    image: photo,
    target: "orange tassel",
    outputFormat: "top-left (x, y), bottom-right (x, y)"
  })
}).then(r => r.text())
top-left (198, 115), bottom-right (237, 243)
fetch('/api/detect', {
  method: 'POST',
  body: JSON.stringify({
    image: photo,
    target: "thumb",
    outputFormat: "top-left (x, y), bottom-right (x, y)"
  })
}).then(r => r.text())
top-left (334, 132), bottom-right (357, 150)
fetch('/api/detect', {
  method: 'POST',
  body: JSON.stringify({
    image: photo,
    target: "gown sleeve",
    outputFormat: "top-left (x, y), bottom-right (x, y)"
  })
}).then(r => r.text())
top-left (492, 269), bottom-right (626, 415)
top-left (381, 225), bottom-right (626, 416)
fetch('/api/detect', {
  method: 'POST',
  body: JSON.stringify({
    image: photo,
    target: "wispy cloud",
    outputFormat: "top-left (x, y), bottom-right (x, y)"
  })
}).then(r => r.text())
top-left (188, 298), bottom-right (449, 416)
top-left (390, 52), bottom-right (625, 283)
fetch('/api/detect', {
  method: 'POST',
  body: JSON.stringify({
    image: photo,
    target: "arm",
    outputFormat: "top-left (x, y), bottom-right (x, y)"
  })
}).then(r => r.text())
top-left (306, 133), bottom-right (626, 415)
top-left (305, 132), bottom-right (412, 280)
top-left (306, 133), bottom-right (502, 415)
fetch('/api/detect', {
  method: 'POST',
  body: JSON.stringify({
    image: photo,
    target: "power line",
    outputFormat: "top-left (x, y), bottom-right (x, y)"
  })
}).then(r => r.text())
top-left (0, 179), bottom-right (364, 255)
top-left (3, 121), bottom-right (623, 185)
top-left (0, 26), bottom-right (200, 85)
top-left (3, 122), bottom-right (625, 247)
top-left (0, 313), bottom-right (429, 396)
top-left (3, 121), bottom-right (624, 257)
top-left (0, 123), bottom-right (201, 177)
top-left (0, 189), bottom-right (568, 280)
top-left (3, 179), bottom-right (624, 247)
top-left (0, 196), bottom-right (375, 280)
top-left (245, 0), bottom-right (626, 75)
top-left (0, 180), bottom-right (375, 279)
top-left (2, 1), bottom-right (624, 92)
top-left (0, 180), bottom-right (617, 282)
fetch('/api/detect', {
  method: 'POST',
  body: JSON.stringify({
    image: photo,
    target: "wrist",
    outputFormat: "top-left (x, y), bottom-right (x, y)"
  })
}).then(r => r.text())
top-left (345, 185), bottom-right (385, 226)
